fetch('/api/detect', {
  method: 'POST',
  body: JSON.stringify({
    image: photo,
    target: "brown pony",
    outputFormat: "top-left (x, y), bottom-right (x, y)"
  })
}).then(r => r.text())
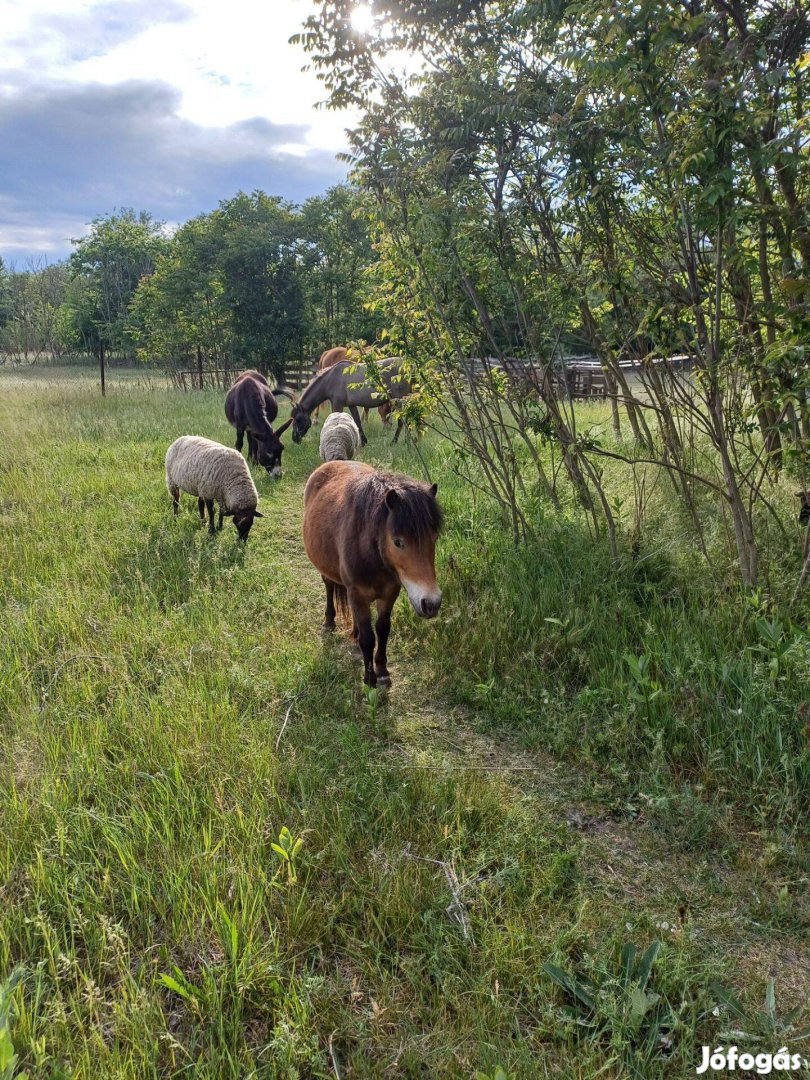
top-left (303, 461), bottom-right (443, 686)
top-left (314, 346), bottom-right (392, 428)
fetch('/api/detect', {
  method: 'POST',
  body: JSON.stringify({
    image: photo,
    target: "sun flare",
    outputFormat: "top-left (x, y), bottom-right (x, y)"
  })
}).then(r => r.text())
top-left (351, 3), bottom-right (375, 35)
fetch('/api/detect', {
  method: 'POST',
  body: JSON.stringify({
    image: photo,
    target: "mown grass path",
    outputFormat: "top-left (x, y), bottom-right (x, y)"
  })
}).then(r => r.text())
top-left (0, 370), bottom-right (808, 1079)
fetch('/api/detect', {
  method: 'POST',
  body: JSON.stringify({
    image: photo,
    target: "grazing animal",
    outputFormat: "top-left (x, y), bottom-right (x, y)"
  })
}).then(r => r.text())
top-left (303, 461), bottom-right (443, 686)
top-left (225, 371), bottom-right (292, 478)
top-left (290, 356), bottom-right (411, 446)
top-left (315, 346), bottom-right (391, 429)
top-left (165, 435), bottom-right (263, 541)
top-left (797, 491), bottom-right (810, 526)
top-left (319, 412), bottom-right (362, 462)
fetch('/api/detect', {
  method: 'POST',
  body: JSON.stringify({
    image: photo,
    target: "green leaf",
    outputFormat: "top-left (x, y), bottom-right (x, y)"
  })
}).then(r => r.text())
top-left (636, 941), bottom-right (661, 991)
top-left (159, 973), bottom-right (195, 1001)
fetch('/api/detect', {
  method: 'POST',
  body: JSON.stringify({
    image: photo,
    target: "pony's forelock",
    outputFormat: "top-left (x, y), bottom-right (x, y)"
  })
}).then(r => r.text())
top-left (353, 470), bottom-right (443, 540)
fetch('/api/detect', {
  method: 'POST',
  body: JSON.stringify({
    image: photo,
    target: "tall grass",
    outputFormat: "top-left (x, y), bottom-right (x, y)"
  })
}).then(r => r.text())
top-left (0, 370), bottom-right (807, 1078)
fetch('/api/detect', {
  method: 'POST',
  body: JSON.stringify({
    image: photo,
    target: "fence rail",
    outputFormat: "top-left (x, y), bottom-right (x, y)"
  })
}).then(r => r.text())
top-left (465, 354), bottom-right (693, 399)
top-left (175, 359), bottom-right (318, 393)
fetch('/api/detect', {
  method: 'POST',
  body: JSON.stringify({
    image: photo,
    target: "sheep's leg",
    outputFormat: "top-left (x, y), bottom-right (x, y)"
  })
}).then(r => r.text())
top-left (322, 578), bottom-right (336, 631)
top-left (206, 499), bottom-right (216, 534)
top-left (217, 507), bottom-right (225, 531)
top-left (348, 590), bottom-right (376, 686)
top-left (170, 487), bottom-right (180, 515)
top-left (374, 588), bottom-right (399, 685)
top-left (198, 497), bottom-right (206, 520)
top-left (348, 405), bottom-right (367, 446)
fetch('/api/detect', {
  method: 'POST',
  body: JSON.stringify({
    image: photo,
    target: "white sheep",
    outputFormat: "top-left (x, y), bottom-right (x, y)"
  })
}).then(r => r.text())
top-left (319, 412), bottom-right (362, 462)
top-left (165, 435), bottom-right (264, 541)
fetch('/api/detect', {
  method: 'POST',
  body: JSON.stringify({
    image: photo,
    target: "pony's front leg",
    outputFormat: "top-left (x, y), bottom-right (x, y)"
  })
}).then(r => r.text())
top-left (374, 587), bottom-right (400, 685)
top-left (235, 428), bottom-right (245, 453)
top-left (348, 589), bottom-right (376, 686)
top-left (348, 405), bottom-right (368, 446)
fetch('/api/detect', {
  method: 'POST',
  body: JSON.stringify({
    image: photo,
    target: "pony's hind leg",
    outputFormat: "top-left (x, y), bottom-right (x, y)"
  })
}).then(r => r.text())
top-left (322, 577), bottom-right (336, 631)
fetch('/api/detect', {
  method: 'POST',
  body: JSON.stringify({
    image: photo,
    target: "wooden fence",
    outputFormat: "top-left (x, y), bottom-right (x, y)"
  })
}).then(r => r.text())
top-left (175, 357), bottom-right (318, 393)
top-left (465, 354), bottom-right (692, 399)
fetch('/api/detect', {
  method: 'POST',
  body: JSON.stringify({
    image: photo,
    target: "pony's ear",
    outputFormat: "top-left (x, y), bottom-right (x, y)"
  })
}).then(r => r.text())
top-left (429, 483), bottom-right (438, 498)
top-left (253, 510), bottom-right (264, 518)
top-left (385, 488), bottom-right (400, 511)
top-left (275, 418), bottom-right (292, 436)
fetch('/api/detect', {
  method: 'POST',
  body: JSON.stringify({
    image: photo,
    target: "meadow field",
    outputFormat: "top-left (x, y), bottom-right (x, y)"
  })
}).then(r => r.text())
top-left (0, 368), bottom-right (808, 1079)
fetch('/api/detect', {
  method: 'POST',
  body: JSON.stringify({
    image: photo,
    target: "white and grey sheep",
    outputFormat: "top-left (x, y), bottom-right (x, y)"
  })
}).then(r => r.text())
top-left (319, 412), bottom-right (362, 462)
top-left (165, 435), bottom-right (264, 541)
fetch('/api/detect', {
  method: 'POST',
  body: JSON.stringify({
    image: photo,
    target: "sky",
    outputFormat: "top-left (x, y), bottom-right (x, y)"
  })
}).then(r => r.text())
top-left (0, 0), bottom-right (359, 265)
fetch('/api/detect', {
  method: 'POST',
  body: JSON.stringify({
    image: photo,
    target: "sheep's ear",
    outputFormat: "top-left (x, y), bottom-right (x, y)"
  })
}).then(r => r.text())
top-left (429, 483), bottom-right (438, 498)
top-left (385, 488), bottom-right (400, 510)
top-left (253, 510), bottom-right (264, 518)
top-left (275, 418), bottom-right (292, 436)
top-left (796, 492), bottom-right (808, 499)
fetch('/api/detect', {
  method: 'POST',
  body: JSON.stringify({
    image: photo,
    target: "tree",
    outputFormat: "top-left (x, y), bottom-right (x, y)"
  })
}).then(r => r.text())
top-left (131, 214), bottom-right (234, 383)
top-left (61, 209), bottom-right (166, 393)
top-left (296, 0), bottom-right (810, 586)
top-left (300, 185), bottom-right (381, 349)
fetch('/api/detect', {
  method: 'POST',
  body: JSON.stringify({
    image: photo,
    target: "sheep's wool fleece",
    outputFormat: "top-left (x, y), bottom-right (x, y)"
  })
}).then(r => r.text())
top-left (165, 436), bottom-right (258, 512)
top-left (319, 412), bottom-right (361, 462)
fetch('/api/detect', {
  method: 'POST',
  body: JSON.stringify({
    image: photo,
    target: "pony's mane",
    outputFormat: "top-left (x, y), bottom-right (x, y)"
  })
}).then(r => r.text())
top-left (351, 470), bottom-right (443, 539)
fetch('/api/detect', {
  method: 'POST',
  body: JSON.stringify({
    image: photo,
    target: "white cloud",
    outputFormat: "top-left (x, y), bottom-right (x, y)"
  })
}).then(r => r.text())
top-left (2, 0), bottom-right (356, 150)
top-left (0, 0), bottom-right (361, 259)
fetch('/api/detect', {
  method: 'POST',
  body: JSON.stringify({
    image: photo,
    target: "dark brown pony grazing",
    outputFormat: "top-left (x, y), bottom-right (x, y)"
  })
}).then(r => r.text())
top-left (225, 371), bottom-right (292, 478)
top-left (303, 461), bottom-right (443, 686)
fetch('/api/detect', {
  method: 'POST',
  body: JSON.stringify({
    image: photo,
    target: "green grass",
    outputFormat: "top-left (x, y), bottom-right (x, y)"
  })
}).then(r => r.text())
top-left (0, 368), bottom-right (808, 1078)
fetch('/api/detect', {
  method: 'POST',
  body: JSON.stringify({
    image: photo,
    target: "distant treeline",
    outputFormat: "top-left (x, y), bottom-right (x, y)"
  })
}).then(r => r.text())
top-left (0, 185), bottom-right (380, 378)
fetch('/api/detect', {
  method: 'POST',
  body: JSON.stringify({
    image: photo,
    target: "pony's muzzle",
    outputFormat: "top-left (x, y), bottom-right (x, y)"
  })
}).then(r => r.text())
top-left (420, 595), bottom-right (441, 618)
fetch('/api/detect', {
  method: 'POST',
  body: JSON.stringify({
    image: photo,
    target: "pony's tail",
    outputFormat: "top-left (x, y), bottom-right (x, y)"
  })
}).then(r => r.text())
top-left (333, 583), bottom-right (350, 622)
top-left (272, 385), bottom-right (297, 404)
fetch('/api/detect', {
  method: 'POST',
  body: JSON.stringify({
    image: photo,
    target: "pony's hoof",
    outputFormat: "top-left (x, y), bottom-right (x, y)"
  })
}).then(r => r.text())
top-left (376, 673), bottom-right (391, 687)
top-left (364, 671), bottom-right (377, 688)
top-left (321, 622), bottom-right (336, 635)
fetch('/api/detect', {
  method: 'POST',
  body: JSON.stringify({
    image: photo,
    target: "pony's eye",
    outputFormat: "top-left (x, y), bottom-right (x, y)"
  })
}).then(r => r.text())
top-left (393, 537), bottom-right (405, 549)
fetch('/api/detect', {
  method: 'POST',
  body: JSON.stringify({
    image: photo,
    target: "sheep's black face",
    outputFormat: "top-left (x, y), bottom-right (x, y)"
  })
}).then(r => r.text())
top-left (233, 509), bottom-right (263, 541)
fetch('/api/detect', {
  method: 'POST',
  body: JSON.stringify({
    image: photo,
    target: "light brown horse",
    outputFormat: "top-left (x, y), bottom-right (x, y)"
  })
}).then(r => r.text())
top-left (313, 346), bottom-right (392, 428)
top-left (303, 461), bottom-right (443, 686)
